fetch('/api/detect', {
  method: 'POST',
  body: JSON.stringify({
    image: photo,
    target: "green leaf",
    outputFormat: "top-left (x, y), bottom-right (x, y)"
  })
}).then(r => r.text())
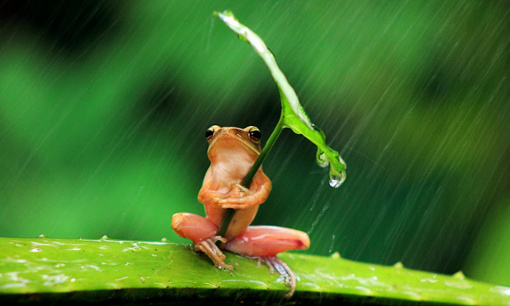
top-left (215, 10), bottom-right (346, 188)
top-left (1, 237), bottom-right (509, 304)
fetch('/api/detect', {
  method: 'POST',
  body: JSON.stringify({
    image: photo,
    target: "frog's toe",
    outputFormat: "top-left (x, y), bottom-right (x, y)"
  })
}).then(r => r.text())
top-left (261, 256), bottom-right (296, 299)
top-left (194, 237), bottom-right (233, 270)
top-left (233, 183), bottom-right (251, 193)
top-left (219, 197), bottom-right (256, 210)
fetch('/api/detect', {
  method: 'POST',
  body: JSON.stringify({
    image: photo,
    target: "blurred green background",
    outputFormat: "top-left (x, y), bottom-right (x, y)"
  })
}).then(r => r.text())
top-left (0, 0), bottom-right (508, 287)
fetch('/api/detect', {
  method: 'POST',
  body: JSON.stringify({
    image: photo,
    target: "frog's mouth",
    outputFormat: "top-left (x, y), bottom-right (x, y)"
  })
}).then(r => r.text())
top-left (208, 129), bottom-right (260, 159)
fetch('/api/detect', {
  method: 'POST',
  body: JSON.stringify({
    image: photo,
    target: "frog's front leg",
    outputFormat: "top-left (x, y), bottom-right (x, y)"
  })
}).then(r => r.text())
top-left (218, 170), bottom-right (271, 210)
top-left (171, 212), bottom-right (233, 270)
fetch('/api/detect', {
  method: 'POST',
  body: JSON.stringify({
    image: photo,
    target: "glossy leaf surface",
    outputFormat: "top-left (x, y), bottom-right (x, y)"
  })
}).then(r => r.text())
top-left (1, 237), bottom-right (508, 304)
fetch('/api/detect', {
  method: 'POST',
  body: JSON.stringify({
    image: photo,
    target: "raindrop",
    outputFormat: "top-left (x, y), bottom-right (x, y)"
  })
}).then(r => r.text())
top-left (328, 234), bottom-right (336, 254)
top-left (490, 286), bottom-right (510, 296)
top-left (316, 149), bottom-right (329, 168)
top-left (420, 277), bottom-right (438, 284)
top-left (455, 296), bottom-right (477, 305)
top-left (354, 285), bottom-right (375, 295)
top-left (329, 170), bottom-right (346, 188)
top-left (329, 175), bottom-right (341, 188)
top-left (402, 291), bottom-right (423, 301)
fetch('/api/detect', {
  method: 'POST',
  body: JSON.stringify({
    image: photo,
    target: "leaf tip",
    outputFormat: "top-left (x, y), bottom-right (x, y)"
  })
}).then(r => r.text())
top-left (213, 10), bottom-right (234, 19)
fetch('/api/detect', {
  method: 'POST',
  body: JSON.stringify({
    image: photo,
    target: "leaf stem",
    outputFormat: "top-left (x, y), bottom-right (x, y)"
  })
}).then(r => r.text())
top-left (216, 116), bottom-right (285, 238)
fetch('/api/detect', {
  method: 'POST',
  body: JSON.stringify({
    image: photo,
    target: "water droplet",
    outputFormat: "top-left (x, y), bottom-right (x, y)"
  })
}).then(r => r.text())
top-left (311, 124), bottom-right (326, 138)
top-left (444, 279), bottom-right (472, 289)
top-left (420, 277), bottom-right (438, 283)
top-left (455, 296), bottom-right (477, 305)
top-left (329, 171), bottom-right (346, 188)
top-left (490, 286), bottom-right (510, 296)
top-left (316, 150), bottom-right (329, 168)
top-left (402, 291), bottom-right (423, 300)
top-left (354, 286), bottom-right (375, 295)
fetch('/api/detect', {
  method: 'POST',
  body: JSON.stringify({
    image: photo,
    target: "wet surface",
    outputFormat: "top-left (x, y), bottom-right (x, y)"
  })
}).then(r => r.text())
top-left (0, 237), bottom-right (508, 304)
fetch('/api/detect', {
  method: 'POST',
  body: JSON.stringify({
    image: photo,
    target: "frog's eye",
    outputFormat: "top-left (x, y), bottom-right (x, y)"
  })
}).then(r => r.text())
top-left (206, 125), bottom-right (221, 141)
top-left (248, 128), bottom-right (261, 143)
top-left (205, 127), bottom-right (215, 141)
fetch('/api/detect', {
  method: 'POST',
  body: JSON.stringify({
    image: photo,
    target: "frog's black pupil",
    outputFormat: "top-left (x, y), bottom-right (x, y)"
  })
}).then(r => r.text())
top-left (205, 129), bottom-right (214, 139)
top-left (249, 130), bottom-right (261, 141)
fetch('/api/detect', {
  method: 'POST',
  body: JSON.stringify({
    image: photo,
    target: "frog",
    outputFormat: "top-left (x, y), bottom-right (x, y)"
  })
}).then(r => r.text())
top-left (171, 125), bottom-right (310, 297)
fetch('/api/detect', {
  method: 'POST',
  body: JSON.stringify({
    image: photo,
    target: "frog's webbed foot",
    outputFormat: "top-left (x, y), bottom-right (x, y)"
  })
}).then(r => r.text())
top-left (260, 256), bottom-right (296, 298)
top-left (194, 236), bottom-right (233, 270)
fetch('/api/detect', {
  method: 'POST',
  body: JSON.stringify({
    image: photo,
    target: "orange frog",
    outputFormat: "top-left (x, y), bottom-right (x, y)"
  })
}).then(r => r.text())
top-left (171, 125), bottom-right (310, 297)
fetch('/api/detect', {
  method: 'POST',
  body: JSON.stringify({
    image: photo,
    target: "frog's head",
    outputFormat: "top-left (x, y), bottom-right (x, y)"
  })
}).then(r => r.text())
top-left (205, 125), bottom-right (261, 163)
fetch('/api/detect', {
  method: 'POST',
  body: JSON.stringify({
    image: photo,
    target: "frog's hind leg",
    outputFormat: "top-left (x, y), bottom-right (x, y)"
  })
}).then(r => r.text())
top-left (223, 225), bottom-right (310, 257)
top-left (171, 213), bottom-right (233, 270)
top-left (171, 212), bottom-right (218, 242)
top-left (223, 226), bottom-right (310, 298)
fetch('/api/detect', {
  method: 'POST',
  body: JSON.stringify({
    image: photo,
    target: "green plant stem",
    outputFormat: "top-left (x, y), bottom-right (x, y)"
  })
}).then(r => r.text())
top-left (1, 237), bottom-right (508, 305)
top-left (216, 117), bottom-right (285, 238)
